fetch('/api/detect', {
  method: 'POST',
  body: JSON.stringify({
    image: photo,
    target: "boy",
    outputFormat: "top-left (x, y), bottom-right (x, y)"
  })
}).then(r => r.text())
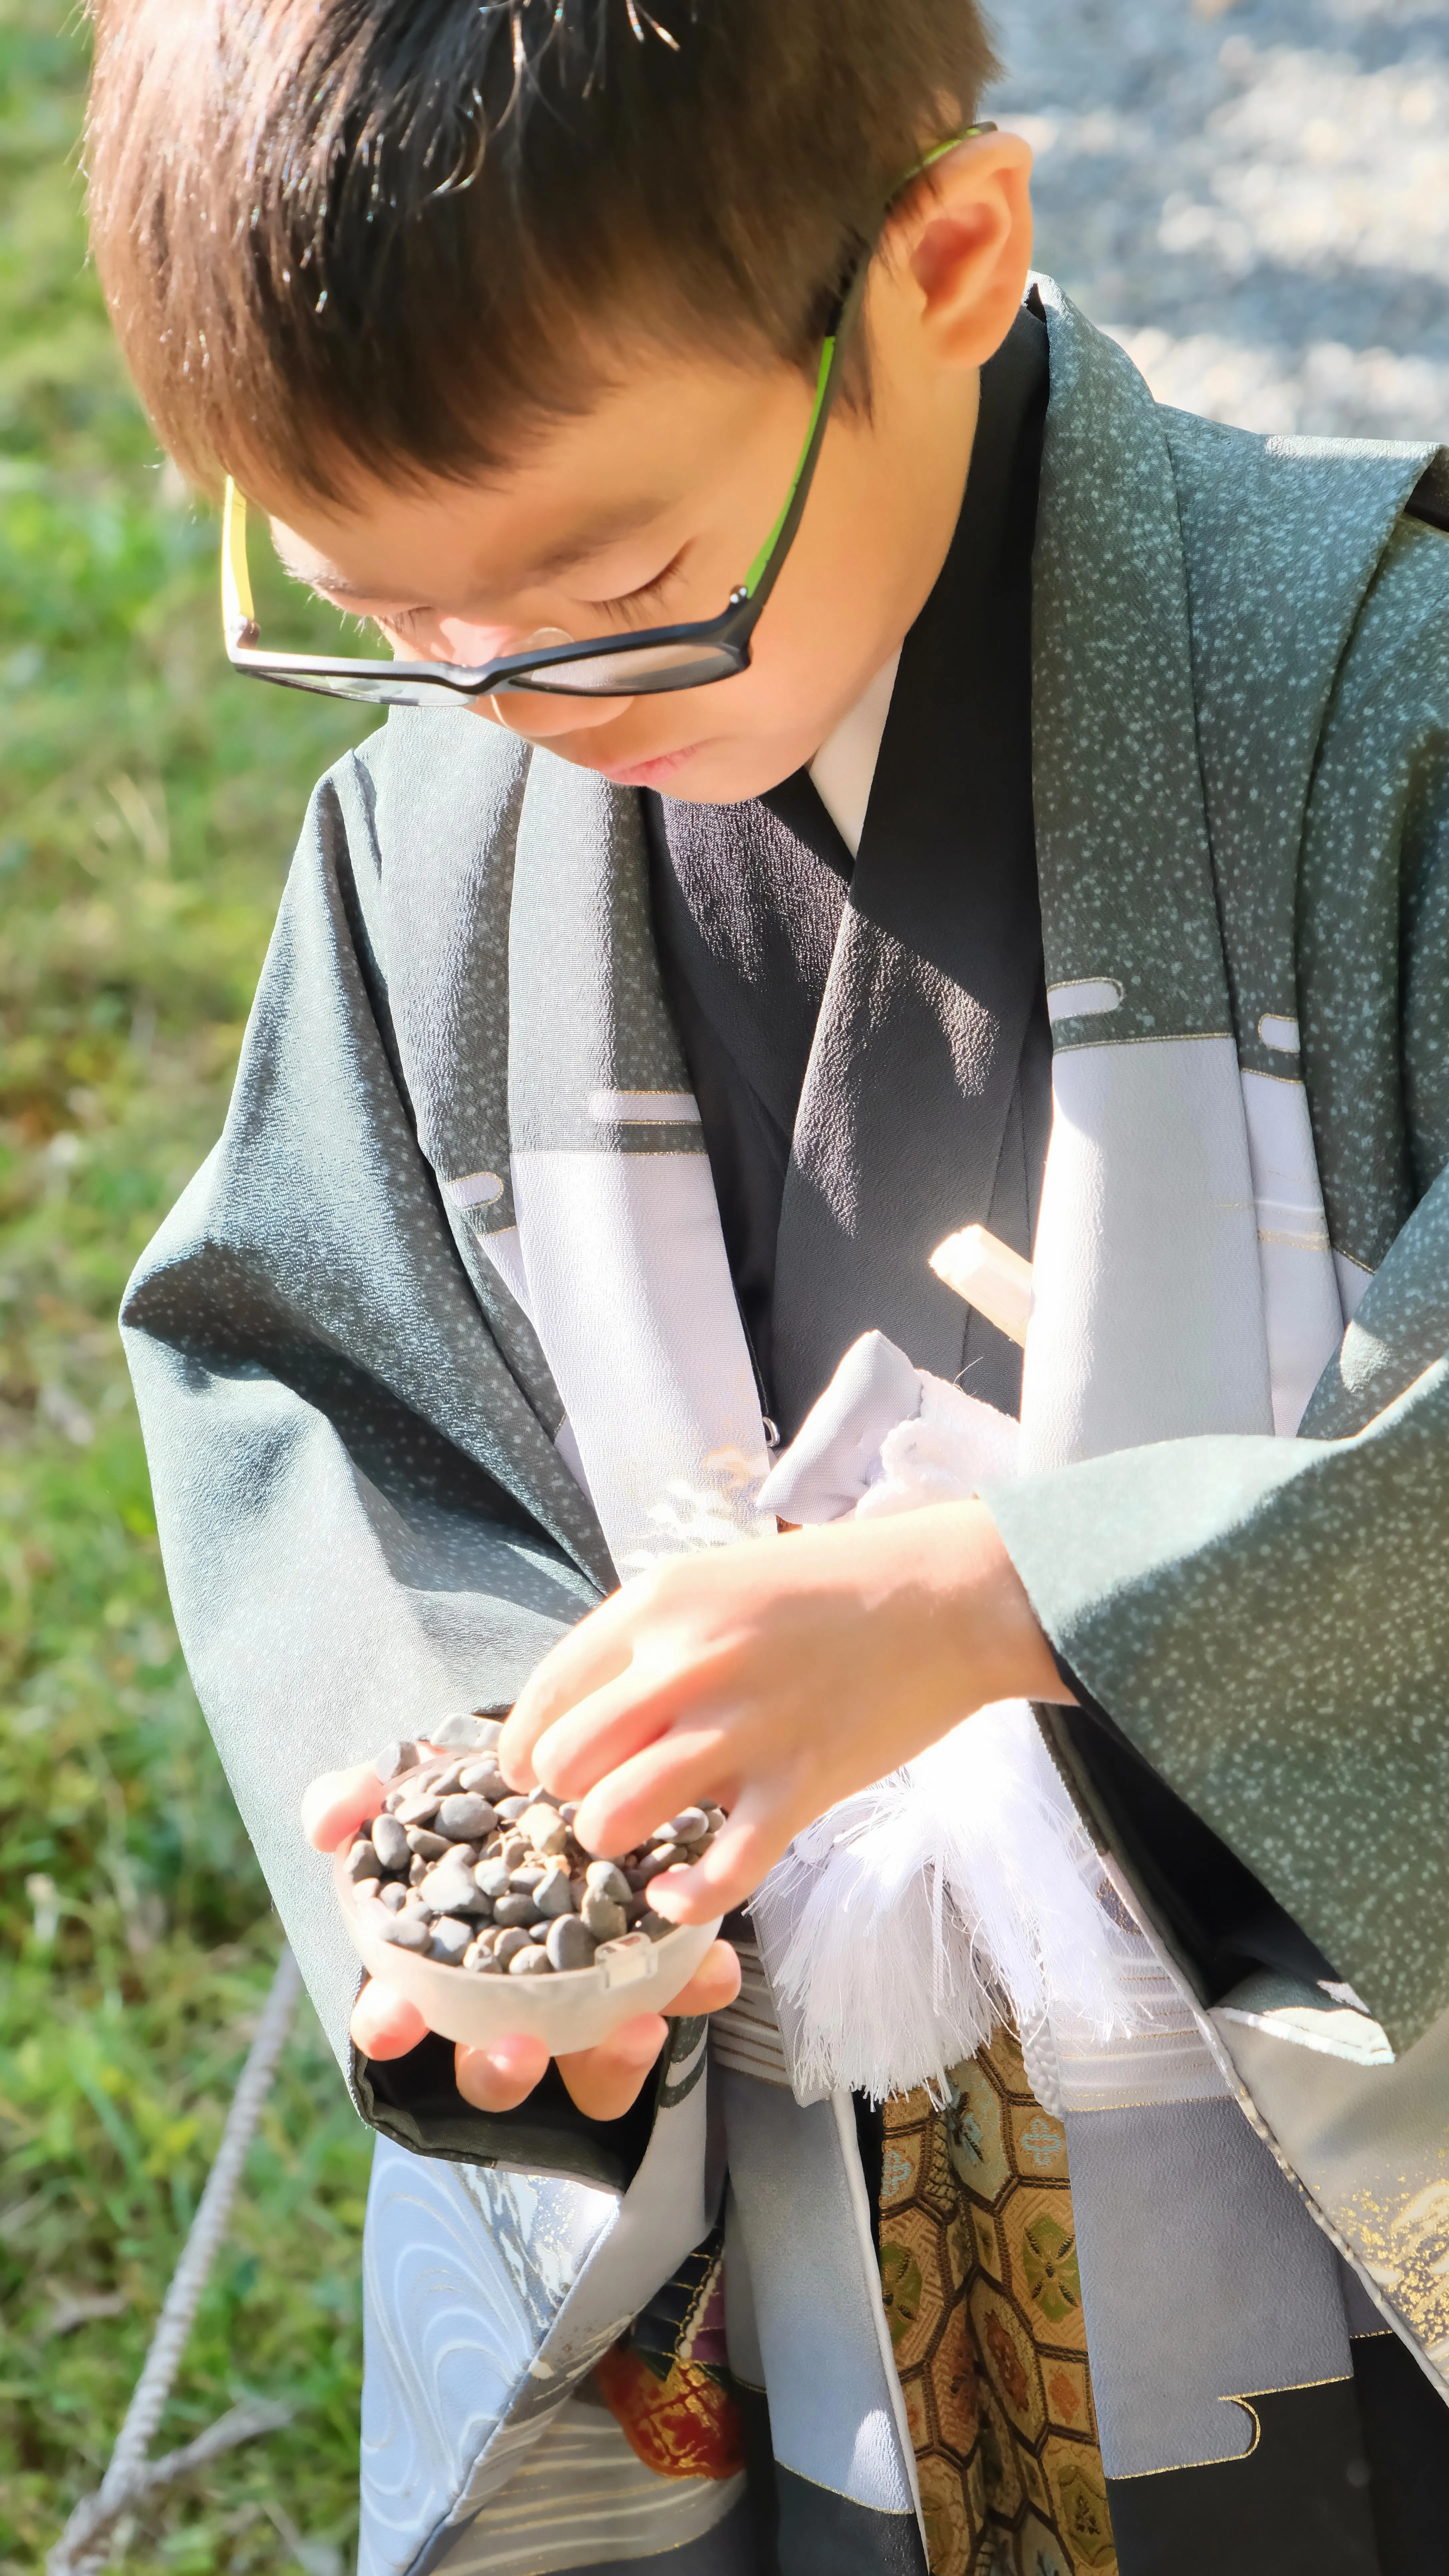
top-left (87, 0), bottom-right (1449, 2570)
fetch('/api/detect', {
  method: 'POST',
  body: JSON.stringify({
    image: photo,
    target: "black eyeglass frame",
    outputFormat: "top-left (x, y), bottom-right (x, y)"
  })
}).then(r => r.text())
top-left (220, 128), bottom-right (995, 709)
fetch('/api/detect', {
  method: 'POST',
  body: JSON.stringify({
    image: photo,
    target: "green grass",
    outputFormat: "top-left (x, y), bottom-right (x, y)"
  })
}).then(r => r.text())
top-left (0, 5), bottom-right (379, 2566)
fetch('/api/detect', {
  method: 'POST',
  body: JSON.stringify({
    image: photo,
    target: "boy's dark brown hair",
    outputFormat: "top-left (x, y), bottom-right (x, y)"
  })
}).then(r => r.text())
top-left (86, 0), bottom-right (998, 502)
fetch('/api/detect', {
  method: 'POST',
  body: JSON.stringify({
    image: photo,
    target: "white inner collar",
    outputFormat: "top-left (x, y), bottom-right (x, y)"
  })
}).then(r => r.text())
top-left (806, 648), bottom-right (902, 860)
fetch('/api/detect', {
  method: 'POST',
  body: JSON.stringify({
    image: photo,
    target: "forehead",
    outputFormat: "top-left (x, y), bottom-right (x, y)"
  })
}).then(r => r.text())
top-left (255, 343), bottom-right (799, 606)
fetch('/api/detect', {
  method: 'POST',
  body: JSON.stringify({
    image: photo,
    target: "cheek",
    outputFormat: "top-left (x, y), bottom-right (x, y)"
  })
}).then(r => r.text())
top-left (476, 689), bottom-right (635, 737)
top-left (739, 564), bottom-right (878, 726)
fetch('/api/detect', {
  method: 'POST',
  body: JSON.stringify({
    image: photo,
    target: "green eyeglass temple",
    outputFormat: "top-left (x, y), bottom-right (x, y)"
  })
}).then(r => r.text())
top-left (220, 125), bottom-right (996, 707)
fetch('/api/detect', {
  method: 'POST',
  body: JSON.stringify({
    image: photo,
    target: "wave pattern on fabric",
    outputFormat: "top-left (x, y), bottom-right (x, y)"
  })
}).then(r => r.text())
top-left (429, 2394), bottom-right (745, 2574)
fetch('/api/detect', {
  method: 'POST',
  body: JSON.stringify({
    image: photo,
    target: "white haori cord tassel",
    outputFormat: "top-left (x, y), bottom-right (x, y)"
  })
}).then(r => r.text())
top-left (751, 1231), bottom-right (1161, 2109)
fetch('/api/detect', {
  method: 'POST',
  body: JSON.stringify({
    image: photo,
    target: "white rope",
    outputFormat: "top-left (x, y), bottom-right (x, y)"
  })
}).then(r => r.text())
top-left (49, 1945), bottom-right (303, 2576)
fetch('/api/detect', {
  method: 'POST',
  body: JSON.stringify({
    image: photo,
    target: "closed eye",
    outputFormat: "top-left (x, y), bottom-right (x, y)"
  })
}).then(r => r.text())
top-left (589, 546), bottom-right (690, 627)
top-left (377, 604), bottom-right (433, 640)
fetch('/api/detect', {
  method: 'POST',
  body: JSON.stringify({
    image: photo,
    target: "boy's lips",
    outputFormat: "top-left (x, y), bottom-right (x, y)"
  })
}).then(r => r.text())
top-left (593, 743), bottom-right (704, 788)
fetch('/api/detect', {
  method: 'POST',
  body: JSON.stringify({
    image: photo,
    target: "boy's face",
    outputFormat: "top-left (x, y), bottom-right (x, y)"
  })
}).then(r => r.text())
top-left (261, 135), bottom-right (1032, 806)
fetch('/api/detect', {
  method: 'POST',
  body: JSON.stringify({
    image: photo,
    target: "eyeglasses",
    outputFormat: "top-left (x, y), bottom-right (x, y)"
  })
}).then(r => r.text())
top-left (220, 129), bottom-right (994, 709)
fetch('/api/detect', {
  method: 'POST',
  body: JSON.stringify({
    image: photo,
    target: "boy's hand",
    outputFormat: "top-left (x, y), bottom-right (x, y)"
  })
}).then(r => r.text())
top-left (302, 1750), bottom-right (740, 2119)
top-left (499, 1499), bottom-right (1068, 1926)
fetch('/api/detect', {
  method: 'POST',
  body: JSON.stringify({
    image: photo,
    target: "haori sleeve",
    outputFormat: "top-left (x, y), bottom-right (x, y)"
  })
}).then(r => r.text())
top-left (120, 739), bottom-right (604, 2102)
top-left (986, 538), bottom-right (1449, 2056)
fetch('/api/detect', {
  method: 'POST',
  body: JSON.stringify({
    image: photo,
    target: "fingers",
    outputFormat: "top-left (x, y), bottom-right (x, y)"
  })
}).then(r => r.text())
top-left (500, 1601), bottom-right (635, 1788)
top-left (555, 2014), bottom-right (671, 2119)
top-left (351, 1976), bottom-right (430, 2060)
top-left (664, 1938), bottom-right (742, 2017)
top-left (455, 2032), bottom-right (552, 2112)
top-left (554, 1939), bottom-right (744, 2116)
top-left (302, 1760), bottom-right (385, 1854)
top-left (301, 1737), bottom-right (453, 1852)
top-left (529, 1667), bottom-right (698, 1813)
top-left (570, 1724), bottom-right (732, 1861)
top-left (645, 1791), bottom-right (790, 1925)
top-left (360, 1943), bottom-right (741, 2129)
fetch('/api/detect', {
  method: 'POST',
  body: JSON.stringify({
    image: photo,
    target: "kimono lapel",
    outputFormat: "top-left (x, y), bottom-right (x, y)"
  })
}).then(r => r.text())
top-left (371, 713), bottom-right (615, 1588)
top-left (1022, 280), bottom-right (1274, 1472)
top-left (505, 754), bottom-right (772, 1575)
top-left (772, 310), bottom-right (1049, 1437)
top-left (378, 717), bottom-right (772, 1582)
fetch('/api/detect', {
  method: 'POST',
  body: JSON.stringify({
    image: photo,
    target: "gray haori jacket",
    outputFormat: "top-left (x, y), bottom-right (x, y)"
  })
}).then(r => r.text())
top-left (122, 282), bottom-right (1449, 2576)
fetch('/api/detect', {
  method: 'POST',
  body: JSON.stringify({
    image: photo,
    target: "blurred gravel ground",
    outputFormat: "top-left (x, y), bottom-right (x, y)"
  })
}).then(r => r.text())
top-left (989, 0), bottom-right (1449, 438)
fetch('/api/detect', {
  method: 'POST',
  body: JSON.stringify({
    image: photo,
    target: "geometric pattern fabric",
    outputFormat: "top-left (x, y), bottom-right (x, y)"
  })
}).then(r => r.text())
top-left (880, 2029), bottom-right (1118, 2576)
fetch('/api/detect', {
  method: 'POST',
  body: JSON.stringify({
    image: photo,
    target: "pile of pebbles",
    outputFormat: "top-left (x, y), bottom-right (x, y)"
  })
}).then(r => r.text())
top-left (345, 1730), bottom-right (723, 1978)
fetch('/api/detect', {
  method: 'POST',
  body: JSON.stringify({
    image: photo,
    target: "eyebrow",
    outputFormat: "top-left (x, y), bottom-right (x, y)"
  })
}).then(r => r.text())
top-left (271, 493), bottom-right (670, 612)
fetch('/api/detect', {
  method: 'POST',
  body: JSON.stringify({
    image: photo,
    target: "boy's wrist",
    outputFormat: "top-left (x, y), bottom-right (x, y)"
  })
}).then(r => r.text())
top-left (922, 1498), bottom-right (1072, 1712)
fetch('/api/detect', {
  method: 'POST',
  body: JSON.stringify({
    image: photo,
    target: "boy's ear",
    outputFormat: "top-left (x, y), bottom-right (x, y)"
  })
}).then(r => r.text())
top-left (886, 130), bottom-right (1035, 375)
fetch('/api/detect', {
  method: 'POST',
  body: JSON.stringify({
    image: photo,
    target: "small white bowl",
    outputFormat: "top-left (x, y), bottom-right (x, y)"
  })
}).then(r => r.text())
top-left (335, 1849), bottom-right (722, 2053)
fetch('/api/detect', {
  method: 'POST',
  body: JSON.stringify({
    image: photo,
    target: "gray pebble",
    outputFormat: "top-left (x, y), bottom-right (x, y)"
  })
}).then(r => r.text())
top-left (581, 1891), bottom-right (629, 1942)
top-left (379, 1914), bottom-right (433, 1952)
top-left (704, 1807), bottom-right (726, 1834)
top-left (394, 1790), bottom-right (442, 1827)
top-left (508, 1865), bottom-right (546, 1894)
top-left (627, 1852), bottom-right (674, 1887)
top-left (502, 1836), bottom-right (530, 1868)
top-left (423, 1713), bottom-right (498, 1753)
top-left (464, 1941), bottom-right (505, 1973)
top-left (347, 1838), bottom-right (383, 1884)
top-left (474, 1856), bottom-right (512, 1900)
top-left (497, 1796), bottom-right (531, 1822)
top-left (666, 1808), bottom-right (710, 1844)
top-left (430, 1916), bottom-right (474, 1964)
top-left (509, 1946), bottom-right (555, 1976)
top-left (493, 1926), bottom-right (532, 1965)
top-left (459, 1763), bottom-right (509, 1803)
top-left (535, 1864), bottom-right (576, 1919)
top-left (371, 1814), bottom-right (410, 1872)
top-left (408, 1855), bottom-right (429, 1885)
top-left (585, 1861), bottom-right (632, 1907)
top-left (528, 1921), bottom-right (550, 1943)
top-left (379, 1882), bottom-right (408, 1914)
top-left (494, 1893), bottom-right (544, 1928)
top-left (638, 1911), bottom-right (673, 1942)
top-left (405, 1825), bottom-right (450, 1861)
top-left (373, 1739), bottom-right (419, 1783)
top-left (425, 1712), bottom-right (493, 1751)
top-left (520, 1804), bottom-right (569, 1856)
top-left (546, 1914), bottom-right (598, 1972)
top-left (422, 1856), bottom-right (492, 1917)
top-left (437, 1793), bottom-right (493, 1841)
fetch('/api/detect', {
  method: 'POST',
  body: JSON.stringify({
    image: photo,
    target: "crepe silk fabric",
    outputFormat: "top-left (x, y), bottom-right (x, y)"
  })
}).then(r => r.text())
top-left (455, 345), bottom-right (1441, 2523)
